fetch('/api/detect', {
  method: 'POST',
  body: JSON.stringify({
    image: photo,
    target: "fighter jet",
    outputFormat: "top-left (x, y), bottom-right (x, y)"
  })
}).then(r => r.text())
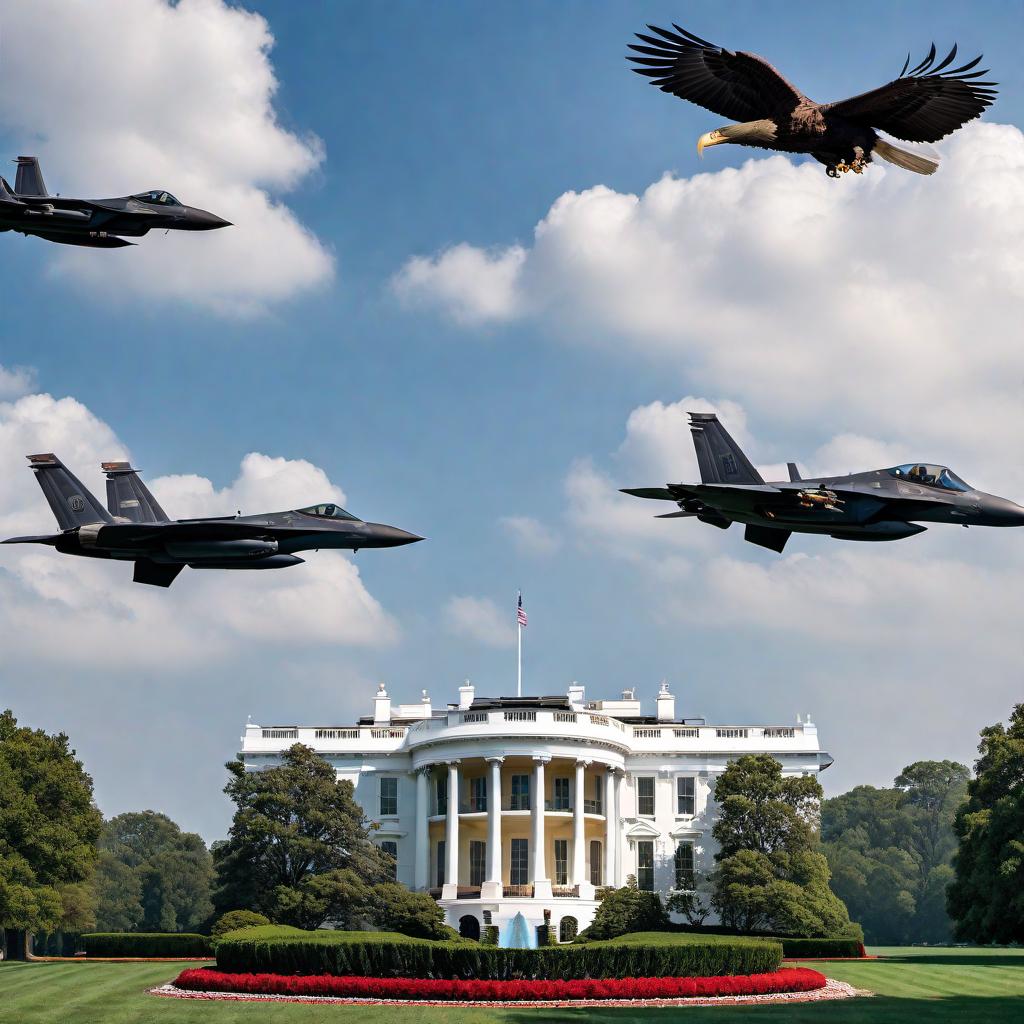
top-left (622, 412), bottom-right (1024, 553)
top-left (2, 453), bottom-right (422, 587)
top-left (0, 156), bottom-right (230, 248)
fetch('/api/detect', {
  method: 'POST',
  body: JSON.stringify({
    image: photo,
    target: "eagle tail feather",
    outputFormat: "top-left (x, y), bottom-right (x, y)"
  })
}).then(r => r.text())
top-left (873, 138), bottom-right (940, 175)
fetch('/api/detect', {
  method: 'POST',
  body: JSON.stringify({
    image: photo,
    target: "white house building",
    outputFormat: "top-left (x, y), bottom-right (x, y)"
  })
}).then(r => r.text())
top-left (239, 681), bottom-right (831, 944)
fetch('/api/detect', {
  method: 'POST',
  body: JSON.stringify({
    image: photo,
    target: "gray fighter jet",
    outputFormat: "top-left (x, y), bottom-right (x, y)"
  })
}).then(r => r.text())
top-left (2, 453), bottom-right (421, 587)
top-left (0, 156), bottom-right (230, 248)
top-left (622, 412), bottom-right (1024, 553)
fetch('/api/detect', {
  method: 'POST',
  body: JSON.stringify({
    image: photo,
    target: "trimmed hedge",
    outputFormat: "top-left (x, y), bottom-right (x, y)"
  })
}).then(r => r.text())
top-left (779, 937), bottom-right (865, 958)
top-left (82, 932), bottom-right (213, 957)
top-left (214, 926), bottom-right (781, 980)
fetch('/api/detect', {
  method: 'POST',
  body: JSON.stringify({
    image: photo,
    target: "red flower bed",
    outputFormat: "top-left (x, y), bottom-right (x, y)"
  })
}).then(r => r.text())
top-left (173, 966), bottom-right (827, 1002)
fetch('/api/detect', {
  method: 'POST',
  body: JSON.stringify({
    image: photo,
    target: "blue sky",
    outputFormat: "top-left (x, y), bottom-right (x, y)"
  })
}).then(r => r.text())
top-left (1, 0), bottom-right (1023, 840)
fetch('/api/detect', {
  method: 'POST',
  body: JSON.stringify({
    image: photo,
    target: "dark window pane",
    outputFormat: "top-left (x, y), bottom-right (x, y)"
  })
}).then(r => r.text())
top-left (638, 776), bottom-right (655, 816)
top-left (436, 840), bottom-right (446, 888)
top-left (554, 839), bottom-right (568, 885)
top-left (381, 840), bottom-right (398, 880)
top-left (380, 777), bottom-right (398, 817)
top-left (675, 842), bottom-right (695, 890)
top-left (590, 840), bottom-right (602, 886)
top-left (677, 776), bottom-right (695, 816)
top-left (510, 838), bottom-right (529, 885)
top-left (511, 774), bottom-right (530, 810)
top-left (637, 840), bottom-right (654, 891)
top-left (470, 840), bottom-right (486, 886)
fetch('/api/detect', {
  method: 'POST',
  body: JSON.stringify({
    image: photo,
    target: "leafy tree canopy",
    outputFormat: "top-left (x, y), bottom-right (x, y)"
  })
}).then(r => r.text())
top-left (711, 754), bottom-right (852, 938)
top-left (947, 704), bottom-right (1024, 944)
top-left (822, 761), bottom-right (968, 945)
top-left (211, 909), bottom-right (271, 938)
top-left (582, 878), bottom-right (669, 940)
top-left (96, 811), bottom-right (213, 933)
top-left (212, 744), bottom-right (392, 929)
top-left (0, 709), bottom-right (102, 935)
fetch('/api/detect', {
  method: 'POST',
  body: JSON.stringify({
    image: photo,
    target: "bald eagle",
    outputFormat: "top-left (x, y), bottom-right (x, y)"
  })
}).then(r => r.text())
top-left (628, 25), bottom-right (996, 177)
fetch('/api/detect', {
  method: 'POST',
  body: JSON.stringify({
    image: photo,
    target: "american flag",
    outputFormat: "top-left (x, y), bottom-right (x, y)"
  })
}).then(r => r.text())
top-left (517, 592), bottom-right (528, 628)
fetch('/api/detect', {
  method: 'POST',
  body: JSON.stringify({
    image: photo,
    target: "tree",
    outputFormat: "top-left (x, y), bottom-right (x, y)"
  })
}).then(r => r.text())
top-left (95, 811), bottom-right (214, 933)
top-left (369, 882), bottom-right (453, 939)
top-left (0, 709), bottom-right (102, 957)
top-left (211, 909), bottom-right (271, 938)
top-left (710, 754), bottom-right (852, 937)
top-left (213, 744), bottom-right (393, 929)
top-left (947, 704), bottom-right (1024, 944)
top-left (823, 762), bottom-right (969, 944)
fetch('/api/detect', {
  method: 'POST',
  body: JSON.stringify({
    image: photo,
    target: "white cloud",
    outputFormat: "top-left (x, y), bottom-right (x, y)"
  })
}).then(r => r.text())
top-left (499, 515), bottom-right (560, 557)
top-left (395, 123), bottom-right (1024, 491)
top-left (0, 0), bottom-right (333, 316)
top-left (443, 595), bottom-right (514, 648)
top-left (0, 389), bottom-right (397, 667)
top-left (0, 364), bottom-right (36, 400)
top-left (393, 243), bottom-right (526, 325)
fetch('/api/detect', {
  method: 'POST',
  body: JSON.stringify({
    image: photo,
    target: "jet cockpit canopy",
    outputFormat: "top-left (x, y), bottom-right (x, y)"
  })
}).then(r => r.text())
top-left (889, 464), bottom-right (972, 492)
top-left (298, 503), bottom-right (360, 521)
top-left (133, 190), bottom-right (181, 206)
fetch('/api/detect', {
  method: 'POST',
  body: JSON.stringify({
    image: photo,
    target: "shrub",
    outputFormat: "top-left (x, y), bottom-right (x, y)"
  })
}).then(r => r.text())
top-left (582, 885), bottom-right (669, 940)
top-left (211, 911), bottom-right (272, 939)
top-left (213, 926), bottom-right (781, 979)
top-left (175, 966), bottom-right (825, 1001)
top-left (481, 926), bottom-right (499, 946)
top-left (780, 937), bottom-right (865, 958)
top-left (82, 932), bottom-right (212, 957)
top-left (368, 883), bottom-right (449, 940)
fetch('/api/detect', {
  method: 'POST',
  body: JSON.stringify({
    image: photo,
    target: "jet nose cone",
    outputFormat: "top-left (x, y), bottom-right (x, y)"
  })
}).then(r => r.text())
top-left (182, 206), bottom-right (232, 230)
top-left (986, 496), bottom-right (1024, 525)
top-left (365, 524), bottom-right (424, 547)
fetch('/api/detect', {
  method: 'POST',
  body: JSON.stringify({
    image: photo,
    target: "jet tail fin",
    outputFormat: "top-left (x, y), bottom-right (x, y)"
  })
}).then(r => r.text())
top-left (26, 454), bottom-right (112, 531)
top-left (14, 156), bottom-right (49, 197)
top-left (688, 412), bottom-right (764, 485)
top-left (103, 461), bottom-right (169, 523)
top-left (787, 462), bottom-right (802, 482)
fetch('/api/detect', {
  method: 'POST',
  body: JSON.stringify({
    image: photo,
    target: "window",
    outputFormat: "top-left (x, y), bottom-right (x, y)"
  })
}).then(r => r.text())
top-left (510, 838), bottom-right (529, 885)
top-left (554, 839), bottom-right (568, 885)
top-left (133, 190), bottom-right (180, 206)
top-left (436, 840), bottom-right (445, 888)
top-left (677, 776), bottom-right (695, 816)
top-left (297, 502), bottom-right (360, 520)
top-left (380, 840), bottom-right (397, 880)
top-left (593, 776), bottom-right (603, 814)
top-left (470, 840), bottom-right (486, 886)
top-left (469, 776), bottom-right (487, 812)
top-left (379, 777), bottom-right (398, 817)
top-left (590, 840), bottom-right (602, 886)
top-left (674, 842), bottom-right (695, 891)
top-left (553, 777), bottom-right (570, 811)
top-left (889, 464), bottom-right (971, 492)
top-left (637, 840), bottom-right (655, 891)
top-left (559, 916), bottom-right (578, 942)
top-left (511, 774), bottom-right (530, 810)
top-left (637, 776), bottom-right (655, 816)
top-left (436, 776), bottom-right (448, 817)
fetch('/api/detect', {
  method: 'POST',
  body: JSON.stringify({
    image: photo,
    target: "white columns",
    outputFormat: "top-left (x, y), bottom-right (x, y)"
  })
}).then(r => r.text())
top-left (414, 767), bottom-right (429, 891)
top-left (482, 756), bottom-right (504, 899)
top-left (531, 755), bottom-right (552, 898)
top-left (441, 761), bottom-right (460, 899)
top-left (573, 759), bottom-right (592, 897)
top-left (612, 769), bottom-right (622, 887)
top-left (604, 767), bottom-right (617, 887)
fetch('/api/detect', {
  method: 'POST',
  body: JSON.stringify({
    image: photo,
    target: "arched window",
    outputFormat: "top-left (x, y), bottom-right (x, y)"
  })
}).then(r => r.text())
top-left (459, 914), bottom-right (481, 941)
top-left (559, 916), bottom-right (578, 943)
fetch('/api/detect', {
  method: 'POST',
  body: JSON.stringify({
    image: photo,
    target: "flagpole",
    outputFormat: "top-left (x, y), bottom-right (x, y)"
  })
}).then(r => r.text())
top-left (516, 591), bottom-right (522, 698)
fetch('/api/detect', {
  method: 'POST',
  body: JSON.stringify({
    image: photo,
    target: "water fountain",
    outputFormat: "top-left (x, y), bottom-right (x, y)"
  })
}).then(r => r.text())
top-left (503, 911), bottom-right (535, 948)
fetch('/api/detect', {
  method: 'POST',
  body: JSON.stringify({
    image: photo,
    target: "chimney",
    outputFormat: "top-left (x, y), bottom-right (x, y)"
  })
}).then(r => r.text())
top-left (567, 681), bottom-right (586, 707)
top-left (374, 682), bottom-right (392, 723)
top-left (458, 680), bottom-right (475, 710)
top-left (656, 680), bottom-right (676, 722)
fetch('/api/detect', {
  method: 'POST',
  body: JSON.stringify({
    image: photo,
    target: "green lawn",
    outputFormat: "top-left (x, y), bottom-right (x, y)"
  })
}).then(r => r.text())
top-left (0, 947), bottom-right (1021, 1023)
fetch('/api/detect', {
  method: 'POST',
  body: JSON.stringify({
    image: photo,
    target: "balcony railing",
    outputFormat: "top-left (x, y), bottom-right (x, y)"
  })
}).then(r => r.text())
top-left (551, 885), bottom-right (579, 898)
top-left (456, 886), bottom-right (482, 899)
top-left (503, 884), bottom-right (534, 897)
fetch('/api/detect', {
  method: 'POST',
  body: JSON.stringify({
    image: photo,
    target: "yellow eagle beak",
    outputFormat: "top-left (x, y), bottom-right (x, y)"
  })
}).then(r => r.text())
top-left (697, 131), bottom-right (720, 158)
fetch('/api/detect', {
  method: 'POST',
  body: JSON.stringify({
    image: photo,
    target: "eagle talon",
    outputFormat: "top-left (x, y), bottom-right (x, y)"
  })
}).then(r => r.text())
top-left (835, 161), bottom-right (850, 174)
top-left (851, 157), bottom-right (867, 174)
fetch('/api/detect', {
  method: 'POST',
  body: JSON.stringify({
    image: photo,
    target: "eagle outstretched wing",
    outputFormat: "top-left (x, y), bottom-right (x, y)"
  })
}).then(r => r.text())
top-left (627, 24), bottom-right (805, 122)
top-left (824, 44), bottom-right (997, 142)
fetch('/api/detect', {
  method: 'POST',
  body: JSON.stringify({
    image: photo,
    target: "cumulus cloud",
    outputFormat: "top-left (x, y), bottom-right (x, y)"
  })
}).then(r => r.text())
top-left (0, 0), bottom-right (333, 316)
top-left (0, 388), bottom-right (396, 666)
top-left (0, 364), bottom-right (36, 400)
top-left (395, 123), bottom-right (1024, 490)
top-left (443, 595), bottom-right (514, 648)
top-left (499, 515), bottom-right (561, 557)
top-left (393, 243), bottom-right (526, 325)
